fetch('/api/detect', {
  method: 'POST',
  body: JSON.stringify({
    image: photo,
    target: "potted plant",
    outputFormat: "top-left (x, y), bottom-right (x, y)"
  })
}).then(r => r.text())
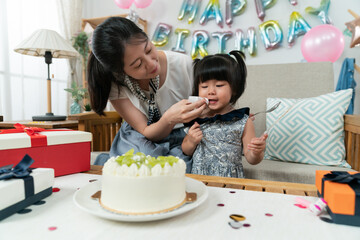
top-left (64, 81), bottom-right (88, 114)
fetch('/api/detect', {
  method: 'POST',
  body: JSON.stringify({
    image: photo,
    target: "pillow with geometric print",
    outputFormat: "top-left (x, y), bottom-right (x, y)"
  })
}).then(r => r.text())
top-left (264, 89), bottom-right (352, 168)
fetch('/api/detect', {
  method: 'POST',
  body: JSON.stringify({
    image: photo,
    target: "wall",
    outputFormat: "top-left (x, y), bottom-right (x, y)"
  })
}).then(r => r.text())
top-left (83, 0), bottom-right (360, 113)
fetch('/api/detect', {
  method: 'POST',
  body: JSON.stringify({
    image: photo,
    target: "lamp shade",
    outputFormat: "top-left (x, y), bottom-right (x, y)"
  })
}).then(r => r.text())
top-left (14, 29), bottom-right (79, 58)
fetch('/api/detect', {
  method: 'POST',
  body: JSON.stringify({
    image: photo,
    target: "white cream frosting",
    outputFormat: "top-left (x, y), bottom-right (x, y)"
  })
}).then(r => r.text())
top-left (102, 156), bottom-right (186, 177)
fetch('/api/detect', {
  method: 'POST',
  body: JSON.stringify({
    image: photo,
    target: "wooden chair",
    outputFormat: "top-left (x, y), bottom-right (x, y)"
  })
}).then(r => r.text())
top-left (344, 114), bottom-right (360, 171)
top-left (68, 111), bottom-right (122, 151)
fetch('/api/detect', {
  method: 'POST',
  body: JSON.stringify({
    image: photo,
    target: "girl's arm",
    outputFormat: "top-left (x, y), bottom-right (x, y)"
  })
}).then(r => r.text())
top-left (242, 119), bottom-right (268, 165)
top-left (111, 98), bottom-right (207, 142)
top-left (182, 122), bottom-right (202, 156)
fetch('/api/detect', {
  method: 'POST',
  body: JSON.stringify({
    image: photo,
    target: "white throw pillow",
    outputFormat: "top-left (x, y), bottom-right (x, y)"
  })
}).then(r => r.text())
top-left (264, 89), bottom-right (352, 167)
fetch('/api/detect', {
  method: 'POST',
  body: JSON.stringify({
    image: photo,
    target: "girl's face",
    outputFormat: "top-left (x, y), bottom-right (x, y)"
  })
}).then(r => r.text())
top-left (123, 40), bottom-right (160, 80)
top-left (198, 79), bottom-right (232, 114)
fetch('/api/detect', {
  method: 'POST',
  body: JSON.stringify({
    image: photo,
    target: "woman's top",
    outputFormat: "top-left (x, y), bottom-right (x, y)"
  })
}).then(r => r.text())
top-left (185, 108), bottom-right (250, 178)
top-left (108, 51), bottom-right (193, 128)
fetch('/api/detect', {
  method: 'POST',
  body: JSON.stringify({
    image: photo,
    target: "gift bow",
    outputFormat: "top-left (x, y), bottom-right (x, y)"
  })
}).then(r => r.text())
top-left (0, 123), bottom-right (46, 135)
top-left (0, 154), bottom-right (34, 180)
top-left (324, 171), bottom-right (360, 184)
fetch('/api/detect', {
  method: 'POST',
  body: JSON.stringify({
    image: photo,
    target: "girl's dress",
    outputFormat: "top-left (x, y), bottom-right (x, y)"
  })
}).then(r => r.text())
top-left (185, 108), bottom-right (249, 178)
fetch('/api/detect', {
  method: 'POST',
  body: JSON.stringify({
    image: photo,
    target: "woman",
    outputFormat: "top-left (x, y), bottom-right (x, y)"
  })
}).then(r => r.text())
top-left (88, 17), bottom-right (206, 172)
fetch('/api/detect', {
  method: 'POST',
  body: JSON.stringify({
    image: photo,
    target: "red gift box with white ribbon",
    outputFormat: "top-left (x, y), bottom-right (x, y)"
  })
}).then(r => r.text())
top-left (0, 124), bottom-right (92, 176)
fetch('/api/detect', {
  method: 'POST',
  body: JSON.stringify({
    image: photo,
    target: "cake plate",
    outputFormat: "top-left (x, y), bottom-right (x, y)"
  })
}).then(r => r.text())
top-left (73, 177), bottom-right (208, 222)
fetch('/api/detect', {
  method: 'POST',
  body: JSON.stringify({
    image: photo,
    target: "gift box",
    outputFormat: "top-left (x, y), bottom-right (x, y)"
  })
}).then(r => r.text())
top-left (0, 155), bottom-right (55, 221)
top-left (0, 124), bottom-right (92, 176)
top-left (315, 170), bottom-right (360, 226)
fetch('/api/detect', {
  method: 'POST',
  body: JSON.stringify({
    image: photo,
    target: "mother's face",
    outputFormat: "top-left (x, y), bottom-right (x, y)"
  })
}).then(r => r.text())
top-left (123, 40), bottom-right (160, 80)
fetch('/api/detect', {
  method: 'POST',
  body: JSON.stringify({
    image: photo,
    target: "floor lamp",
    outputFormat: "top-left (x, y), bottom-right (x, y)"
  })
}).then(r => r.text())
top-left (14, 29), bottom-right (79, 121)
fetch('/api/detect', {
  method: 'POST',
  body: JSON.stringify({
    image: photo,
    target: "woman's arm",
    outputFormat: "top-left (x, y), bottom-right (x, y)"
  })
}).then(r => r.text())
top-left (242, 119), bottom-right (268, 165)
top-left (111, 98), bottom-right (207, 142)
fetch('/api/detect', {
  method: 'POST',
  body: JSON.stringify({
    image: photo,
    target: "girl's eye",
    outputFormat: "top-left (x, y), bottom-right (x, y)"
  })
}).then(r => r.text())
top-left (146, 47), bottom-right (152, 54)
top-left (135, 62), bottom-right (142, 68)
top-left (216, 84), bottom-right (224, 87)
top-left (200, 85), bottom-right (208, 89)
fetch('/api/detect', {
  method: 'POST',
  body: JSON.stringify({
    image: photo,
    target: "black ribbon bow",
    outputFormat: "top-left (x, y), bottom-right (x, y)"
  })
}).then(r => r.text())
top-left (324, 171), bottom-right (360, 184)
top-left (0, 154), bottom-right (34, 180)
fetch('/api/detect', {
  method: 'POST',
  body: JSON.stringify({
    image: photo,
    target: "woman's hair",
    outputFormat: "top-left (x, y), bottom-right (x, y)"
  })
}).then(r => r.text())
top-left (192, 50), bottom-right (247, 105)
top-left (87, 17), bottom-right (148, 115)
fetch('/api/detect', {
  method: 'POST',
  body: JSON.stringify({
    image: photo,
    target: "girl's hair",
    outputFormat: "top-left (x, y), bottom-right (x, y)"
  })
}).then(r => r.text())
top-left (87, 17), bottom-right (148, 115)
top-left (192, 50), bottom-right (247, 105)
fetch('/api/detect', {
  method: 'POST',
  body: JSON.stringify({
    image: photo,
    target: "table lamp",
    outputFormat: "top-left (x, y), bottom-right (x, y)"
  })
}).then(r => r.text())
top-left (14, 29), bottom-right (79, 121)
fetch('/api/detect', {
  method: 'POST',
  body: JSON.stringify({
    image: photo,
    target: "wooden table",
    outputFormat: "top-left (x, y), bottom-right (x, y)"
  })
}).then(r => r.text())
top-left (0, 120), bottom-right (79, 130)
top-left (86, 165), bottom-right (318, 197)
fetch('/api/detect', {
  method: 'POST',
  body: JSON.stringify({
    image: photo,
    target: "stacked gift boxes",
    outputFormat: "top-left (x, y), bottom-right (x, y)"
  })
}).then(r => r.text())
top-left (315, 170), bottom-right (360, 226)
top-left (0, 124), bottom-right (92, 177)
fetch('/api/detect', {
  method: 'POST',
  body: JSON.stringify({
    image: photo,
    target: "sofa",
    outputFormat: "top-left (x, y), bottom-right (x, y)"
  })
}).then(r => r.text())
top-left (85, 61), bottom-right (359, 184)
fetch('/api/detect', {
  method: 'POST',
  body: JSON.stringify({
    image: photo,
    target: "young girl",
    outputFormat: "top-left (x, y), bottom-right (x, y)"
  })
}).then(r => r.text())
top-left (182, 50), bottom-right (267, 178)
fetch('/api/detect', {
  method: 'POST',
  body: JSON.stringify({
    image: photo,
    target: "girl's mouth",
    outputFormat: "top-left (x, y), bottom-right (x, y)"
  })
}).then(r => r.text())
top-left (150, 66), bottom-right (158, 74)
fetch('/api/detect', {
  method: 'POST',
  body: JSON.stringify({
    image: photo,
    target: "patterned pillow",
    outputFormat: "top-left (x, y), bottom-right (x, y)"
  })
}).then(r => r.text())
top-left (264, 89), bottom-right (352, 167)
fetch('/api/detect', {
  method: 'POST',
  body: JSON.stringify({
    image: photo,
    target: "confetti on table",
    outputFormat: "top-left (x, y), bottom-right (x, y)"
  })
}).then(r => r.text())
top-left (52, 188), bottom-right (60, 192)
top-left (243, 223), bottom-right (251, 227)
top-left (265, 213), bottom-right (273, 217)
top-left (230, 214), bottom-right (246, 221)
top-left (89, 179), bottom-right (97, 182)
top-left (294, 203), bottom-right (307, 209)
top-left (48, 226), bottom-right (57, 231)
top-left (228, 221), bottom-right (242, 229)
top-left (217, 203), bottom-right (225, 207)
top-left (229, 191), bottom-right (236, 194)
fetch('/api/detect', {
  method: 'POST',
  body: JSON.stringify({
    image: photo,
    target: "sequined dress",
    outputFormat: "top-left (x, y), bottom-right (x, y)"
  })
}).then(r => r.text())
top-left (185, 108), bottom-right (250, 178)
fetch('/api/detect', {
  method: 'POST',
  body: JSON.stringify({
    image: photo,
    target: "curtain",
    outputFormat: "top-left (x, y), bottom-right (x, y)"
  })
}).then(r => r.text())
top-left (56, 0), bottom-right (84, 114)
top-left (0, 0), bottom-right (70, 121)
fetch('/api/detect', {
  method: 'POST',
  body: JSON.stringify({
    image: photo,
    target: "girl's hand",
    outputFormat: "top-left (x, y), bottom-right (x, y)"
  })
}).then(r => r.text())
top-left (187, 122), bottom-right (203, 145)
top-left (247, 133), bottom-right (268, 155)
top-left (163, 99), bottom-right (207, 125)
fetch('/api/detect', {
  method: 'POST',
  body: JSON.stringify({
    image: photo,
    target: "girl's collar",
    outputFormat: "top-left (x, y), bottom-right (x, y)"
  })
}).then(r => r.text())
top-left (184, 107), bottom-right (250, 127)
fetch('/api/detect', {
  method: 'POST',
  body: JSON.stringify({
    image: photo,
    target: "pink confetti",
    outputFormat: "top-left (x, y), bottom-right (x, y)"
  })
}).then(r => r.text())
top-left (217, 203), bottom-right (225, 207)
top-left (48, 226), bottom-right (57, 231)
top-left (294, 203), bottom-right (307, 209)
top-left (243, 223), bottom-right (251, 227)
top-left (265, 213), bottom-right (273, 217)
top-left (52, 188), bottom-right (60, 192)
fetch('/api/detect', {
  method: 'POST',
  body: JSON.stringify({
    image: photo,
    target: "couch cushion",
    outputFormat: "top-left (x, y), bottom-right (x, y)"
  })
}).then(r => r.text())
top-left (243, 159), bottom-right (355, 184)
top-left (264, 89), bottom-right (352, 168)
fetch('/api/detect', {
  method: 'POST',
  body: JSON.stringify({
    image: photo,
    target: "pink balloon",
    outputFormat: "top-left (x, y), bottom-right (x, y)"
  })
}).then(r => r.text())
top-left (114, 0), bottom-right (133, 9)
top-left (301, 24), bottom-right (344, 63)
top-left (134, 0), bottom-right (152, 8)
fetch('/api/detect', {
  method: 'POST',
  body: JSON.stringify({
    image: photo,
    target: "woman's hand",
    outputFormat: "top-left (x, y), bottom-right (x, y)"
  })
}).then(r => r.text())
top-left (163, 98), bottom-right (207, 125)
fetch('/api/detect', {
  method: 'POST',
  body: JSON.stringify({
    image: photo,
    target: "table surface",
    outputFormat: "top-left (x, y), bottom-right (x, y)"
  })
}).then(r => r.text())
top-left (1, 173), bottom-right (359, 240)
top-left (0, 120), bottom-right (78, 129)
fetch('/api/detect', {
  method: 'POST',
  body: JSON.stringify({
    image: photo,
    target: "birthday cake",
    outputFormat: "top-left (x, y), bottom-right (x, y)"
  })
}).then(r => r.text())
top-left (100, 149), bottom-right (187, 215)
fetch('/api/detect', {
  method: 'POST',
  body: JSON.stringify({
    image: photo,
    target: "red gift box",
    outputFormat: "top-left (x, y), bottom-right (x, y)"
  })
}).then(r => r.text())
top-left (0, 124), bottom-right (92, 177)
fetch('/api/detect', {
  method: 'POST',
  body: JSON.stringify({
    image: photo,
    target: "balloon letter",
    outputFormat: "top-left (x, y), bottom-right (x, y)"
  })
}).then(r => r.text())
top-left (191, 30), bottom-right (210, 59)
top-left (287, 11), bottom-right (311, 47)
top-left (134, 0), bottom-right (152, 8)
top-left (212, 31), bottom-right (233, 53)
top-left (114, 0), bottom-right (133, 9)
top-left (172, 28), bottom-right (190, 53)
top-left (151, 23), bottom-right (172, 47)
top-left (259, 20), bottom-right (283, 50)
top-left (254, 0), bottom-right (277, 22)
top-left (177, 0), bottom-right (202, 24)
top-left (235, 27), bottom-right (257, 56)
top-left (305, 0), bottom-right (332, 25)
top-left (199, 0), bottom-right (224, 28)
top-left (225, 0), bottom-right (247, 26)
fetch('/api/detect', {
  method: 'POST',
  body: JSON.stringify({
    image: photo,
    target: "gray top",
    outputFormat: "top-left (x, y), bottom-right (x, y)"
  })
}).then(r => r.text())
top-left (186, 108), bottom-right (249, 178)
